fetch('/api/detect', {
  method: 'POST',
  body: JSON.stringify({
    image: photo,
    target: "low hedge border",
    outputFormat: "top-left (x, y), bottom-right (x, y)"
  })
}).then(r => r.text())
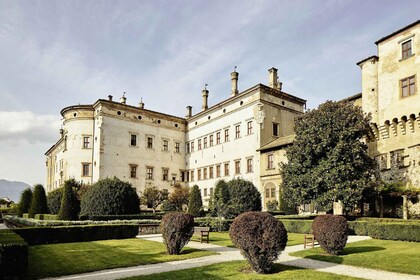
top-left (194, 217), bottom-right (234, 231)
top-left (279, 219), bottom-right (313, 234)
top-left (0, 229), bottom-right (28, 279)
top-left (34, 214), bottom-right (59, 220)
top-left (12, 224), bottom-right (139, 245)
top-left (79, 214), bottom-right (164, 221)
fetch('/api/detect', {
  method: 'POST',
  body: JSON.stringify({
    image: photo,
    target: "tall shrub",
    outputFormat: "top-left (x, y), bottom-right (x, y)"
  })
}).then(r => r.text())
top-left (228, 178), bottom-right (261, 217)
top-left (161, 212), bottom-right (194, 255)
top-left (17, 188), bottom-right (32, 217)
top-left (169, 183), bottom-right (190, 211)
top-left (80, 177), bottom-right (140, 216)
top-left (28, 185), bottom-right (48, 218)
top-left (312, 214), bottom-right (348, 255)
top-left (230, 212), bottom-right (287, 273)
top-left (58, 180), bottom-right (80, 220)
top-left (211, 180), bottom-right (230, 216)
top-left (188, 185), bottom-right (203, 217)
top-left (47, 188), bottom-right (63, 214)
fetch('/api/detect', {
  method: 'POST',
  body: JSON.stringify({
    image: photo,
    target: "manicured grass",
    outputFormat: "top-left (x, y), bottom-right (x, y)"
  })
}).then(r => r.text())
top-left (291, 239), bottom-right (420, 275)
top-left (28, 238), bottom-right (217, 278)
top-left (191, 232), bottom-right (306, 247)
top-left (123, 260), bottom-right (363, 280)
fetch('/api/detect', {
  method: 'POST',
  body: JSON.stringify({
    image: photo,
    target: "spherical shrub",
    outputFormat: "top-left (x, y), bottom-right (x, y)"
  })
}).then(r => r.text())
top-left (161, 212), bottom-right (194, 255)
top-left (312, 214), bottom-right (348, 255)
top-left (230, 211), bottom-right (287, 273)
top-left (80, 177), bottom-right (140, 216)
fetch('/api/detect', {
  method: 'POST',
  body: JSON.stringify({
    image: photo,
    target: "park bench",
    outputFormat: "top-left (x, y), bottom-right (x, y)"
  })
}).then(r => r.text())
top-left (304, 234), bottom-right (318, 249)
top-left (193, 226), bottom-right (210, 243)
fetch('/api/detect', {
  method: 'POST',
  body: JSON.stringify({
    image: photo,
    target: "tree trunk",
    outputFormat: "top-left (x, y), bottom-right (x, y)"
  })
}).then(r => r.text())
top-left (402, 195), bottom-right (408, 220)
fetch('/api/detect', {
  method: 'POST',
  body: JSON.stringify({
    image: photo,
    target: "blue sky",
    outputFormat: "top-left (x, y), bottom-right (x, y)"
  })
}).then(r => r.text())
top-left (0, 0), bottom-right (419, 186)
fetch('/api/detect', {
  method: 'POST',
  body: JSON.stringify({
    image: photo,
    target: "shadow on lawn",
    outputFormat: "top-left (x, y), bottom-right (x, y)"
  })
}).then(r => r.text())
top-left (297, 246), bottom-right (385, 264)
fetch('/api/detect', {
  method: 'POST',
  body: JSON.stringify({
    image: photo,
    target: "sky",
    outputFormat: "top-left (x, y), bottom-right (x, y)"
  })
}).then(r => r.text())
top-left (0, 0), bottom-right (419, 186)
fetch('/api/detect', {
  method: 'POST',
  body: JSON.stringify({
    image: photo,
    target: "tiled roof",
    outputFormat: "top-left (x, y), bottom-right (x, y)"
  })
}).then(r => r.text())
top-left (258, 134), bottom-right (295, 151)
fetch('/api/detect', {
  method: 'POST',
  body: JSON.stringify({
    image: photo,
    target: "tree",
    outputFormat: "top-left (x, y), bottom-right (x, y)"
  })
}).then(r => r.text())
top-left (17, 188), bottom-right (32, 217)
top-left (188, 185), bottom-right (203, 217)
top-left (227, 178), bottom-right (261, 217)
top-left (211, 180), bottom-right (230, 216)
top-left (29, 184), bottom-right (48, 218)
top-left (47, 187), bottom-right (63, 214)
top-left (169, 183), bottom-right (190, 211)
top-left (141, 186), bottom-right (165, 213)
top-left (80, 177), bottom-right (140, 216)
top-left (281, 101), bottom-right (375, 211)
top-left (58, 180), bottom-right (80, 220)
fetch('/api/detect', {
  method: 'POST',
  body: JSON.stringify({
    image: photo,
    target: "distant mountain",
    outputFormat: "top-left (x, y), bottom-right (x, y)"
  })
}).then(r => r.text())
top-left (0, 179), bottom-right (31, 203)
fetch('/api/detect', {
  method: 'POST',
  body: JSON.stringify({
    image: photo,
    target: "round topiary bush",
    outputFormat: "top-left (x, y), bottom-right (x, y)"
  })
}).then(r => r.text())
top-left (312, 214), bottom-right (348, 255)
top-left (161, 212), bottom-right (194, 255)
top-left (80, 177), bottom-right (140, 216)
top-left (230, 211), bottom-right (287, 273)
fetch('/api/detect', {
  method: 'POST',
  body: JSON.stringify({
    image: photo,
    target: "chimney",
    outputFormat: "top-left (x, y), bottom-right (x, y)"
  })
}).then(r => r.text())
top-left (202, 85), bottom-right (209, 111)
top-left (139, 98), bottom-right (144, 109)
top-left (268, 67), bottom-right (279, 89)
top-left (186, 106), bottom-right (192, 118)
top-left (59, 128), bottom-right (64, 138)
top-left (278, 81), bottom-right (283, 91)
top-left (108, 95), bottom-right (113, 101)
top-left (120, 92), bottom-right (127, 104)
top-left (231, 66), bottom-right (239, 97)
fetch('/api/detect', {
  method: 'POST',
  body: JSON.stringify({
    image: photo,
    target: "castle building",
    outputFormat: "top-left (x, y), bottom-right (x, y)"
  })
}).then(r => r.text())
top-left (45, 68), bottom-right (306, 208)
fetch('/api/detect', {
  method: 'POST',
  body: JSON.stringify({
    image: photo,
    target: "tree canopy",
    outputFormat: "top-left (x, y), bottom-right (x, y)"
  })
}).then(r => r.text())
top-left (141, 186), bottom-right (166, 213)
top-left (188, 185), bottom-right (203, 217)
top-left (281, 100), bottom-right (374, 210)
top-left (29, 184), bottom-right (48, 217)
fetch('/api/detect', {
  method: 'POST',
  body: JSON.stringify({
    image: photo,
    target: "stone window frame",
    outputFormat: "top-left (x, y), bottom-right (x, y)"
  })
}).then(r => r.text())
top-left (129, 164), bottom-right (138, 178)
top-left (81, 162), bottom-right (91, 177)
top-left (400, 75), bottom-right (416, 98)
top-left (146, 166), bottom-right (154, 180)
top-left (272, 122), bottom-right (279, 137)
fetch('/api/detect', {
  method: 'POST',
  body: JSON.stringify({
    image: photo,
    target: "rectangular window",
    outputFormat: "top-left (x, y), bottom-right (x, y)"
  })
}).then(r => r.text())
top-left (235, 160), bottom-right (240, 174)
top-left (175, 142), bottom-right (180, 153)
top-left (209, 135), bottom-right (214, 146)
top-left (216, 132), bottom-right (221, 144)
top-left (146, 167), bottom-right (153, 180)
top-left (130, 134), bottom-right (137, 146)
top-left (247, 158), bottom-right (253, 173)
top-left (216, 164), bottom-right (221, 177)
top-left (266, 189), bottom-right (270, 199)
top-left (130, 165), bottom-right (137, 178)
top-left (147, 137), bottom-right (153, 149)
top-left (203, 137), bottom-right (207, 148)
top-left (203, 167), bottom-right (208, 180)
top-left (83, 136), bottom-right (91, 149)
top-left (186, 143), bottom-right (190, 154)
top-left (268, 154), bottom-right (274, 169)
top-left (247, 121), bottom-right (253, 135)
top-left (198, 139), bottom-right (202, 150)
top-left (204, 188), bottom-right (207, 197)
top-left (272, 123), bottom-right (279, 137)
top-left (210, 187), bottom-right (214, 196)
top-left (224, 162), bottom-right (229, 176)
top-left (82, 163), bottom-right (90, 176)
top-left (162, 169), bottom-right (169, 181)
top-left (190, 170), bottom-right (194, 182)
top-left (224, 129), bottom-right (229, 142)
top-left (401, 76), bottom-right (416, 97)
top-left (209, 166), bottom-right (214, 179)
top-left (163, 140), bottom-right (169, 151)
top-left (191, 141), bottom-right (195, 152)
top-left (402, 40), bottom-right (412, 59)
top-left (235, 125), bottom-right (240, 139)
top-left (271, 187), bottom-right (276, 199)
top-left (198, 169), bottom-right (201, 180)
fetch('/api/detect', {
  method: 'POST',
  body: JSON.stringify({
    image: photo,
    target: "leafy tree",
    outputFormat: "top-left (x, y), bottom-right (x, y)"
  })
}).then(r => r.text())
top-left (169, 183), bottom-right (190, 211)
top-left (141, 186), bottom-right (165, 213)
top-left (211, 180), bottom-right (230, 216)
top-left (47, 187), bottom-right (63, 214)
top-left (58, 180), bottom-right (80, 220)
top-left (281, 101), bottom-right (375, 211)
top-left (227, 178), bottom-right (261, 217)
top-left (188, 185), bottom-right (203, 217)
top-left (80, 177), bottom-right (140, 216)
top-left (29, 184), bottom-right (48, 218)
top-left (17, 188), bottom-right (32, 217)
top-left (161, 199), bottom-right (177, 212)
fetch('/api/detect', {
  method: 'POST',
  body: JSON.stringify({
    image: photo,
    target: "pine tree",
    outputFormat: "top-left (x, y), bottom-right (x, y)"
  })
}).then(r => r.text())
top-left (18, 188), bottom-right (32, 217)
top-left (29, 184), bottom-right (48, 218)
top-left (188, 185), bottom-right (203, 217)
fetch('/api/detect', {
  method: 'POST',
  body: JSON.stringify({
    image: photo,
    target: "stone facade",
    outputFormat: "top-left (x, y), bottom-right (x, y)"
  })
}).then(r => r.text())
top-left (45, 68), bottom-right (306, 208)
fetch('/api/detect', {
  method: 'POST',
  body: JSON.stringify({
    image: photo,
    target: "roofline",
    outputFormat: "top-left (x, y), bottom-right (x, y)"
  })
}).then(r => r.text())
top-left (60, 105), bottom-right (93, 117)
top-left (45, 137), bottom-right (64, 156)
top-left (375, 20), bottom-right (420, 45)
top-left (341, 93), bottom-right (362, 103)
top-left (356, 55), bottom-right (379, 66)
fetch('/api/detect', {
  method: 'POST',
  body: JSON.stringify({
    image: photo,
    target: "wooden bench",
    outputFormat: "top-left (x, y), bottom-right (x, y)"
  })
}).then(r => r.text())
top-left (304, 234), bottom-right (318, 249)
top-left (193, 226), bottom-right (210, 243)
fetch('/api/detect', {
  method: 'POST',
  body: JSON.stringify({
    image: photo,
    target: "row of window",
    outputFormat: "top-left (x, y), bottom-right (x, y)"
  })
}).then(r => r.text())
top-left (130, 134), bottom-right (181, 153)
top-left (195, 158), bottom-right (254, 181)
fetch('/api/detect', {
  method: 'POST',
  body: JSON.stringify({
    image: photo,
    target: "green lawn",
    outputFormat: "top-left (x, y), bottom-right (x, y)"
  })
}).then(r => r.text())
top-left (123, 260), bottom-right (363, 280)
top-left (191, 232), bottom-right (306, 247)
top-left (291, 239), bottom-right (420, 275)
top-left (28, 238), bottom-right (217, 279)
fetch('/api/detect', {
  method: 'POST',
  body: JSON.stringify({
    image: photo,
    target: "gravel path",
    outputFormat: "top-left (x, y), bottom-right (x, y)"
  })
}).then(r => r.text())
top-left (42, 234), bottom-right (420, 280)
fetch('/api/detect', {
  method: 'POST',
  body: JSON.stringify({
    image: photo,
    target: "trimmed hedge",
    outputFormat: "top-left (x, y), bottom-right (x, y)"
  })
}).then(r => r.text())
top-left (12, 224), bottom-right (139, 245)
top-left (79, 214), bottom-right (164, 221)
top-left (0, 229), bottom-right (28, 279)
top-left (279, 219), bottom-right (313, 234)
top-left (312, 215), bottom-right (348, 255)
top-left (34, 214), bottom-right (59, 220)
top-left (194, 217), bottom-right (234, 231)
